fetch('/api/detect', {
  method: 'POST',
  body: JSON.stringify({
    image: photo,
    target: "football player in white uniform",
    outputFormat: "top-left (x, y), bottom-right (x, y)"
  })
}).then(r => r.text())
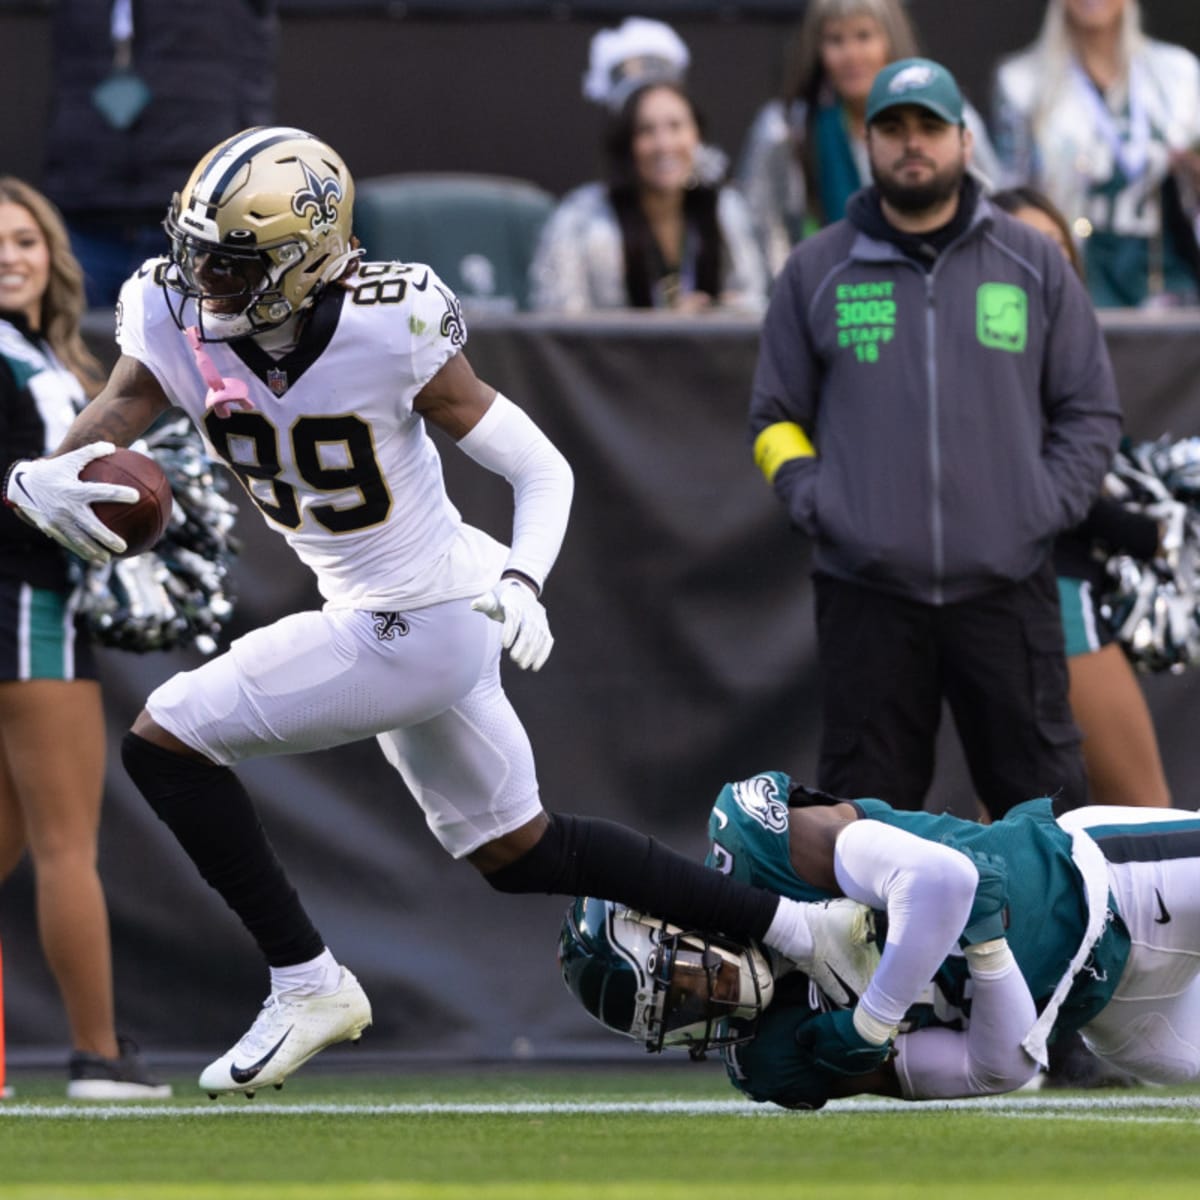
top-left (3, 127), bottom-right (826, 1096)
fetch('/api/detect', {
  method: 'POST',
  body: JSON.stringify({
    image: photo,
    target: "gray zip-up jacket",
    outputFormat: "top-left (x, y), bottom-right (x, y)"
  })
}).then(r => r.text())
top-left (749, 186), bottom-right (1122, 605)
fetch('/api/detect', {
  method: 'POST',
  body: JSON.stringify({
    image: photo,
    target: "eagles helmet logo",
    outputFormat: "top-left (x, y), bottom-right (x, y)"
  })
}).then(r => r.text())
top-left (292, 160), bottom-right (344, 230)
top-left (731, 774), bottom-right (789, 833)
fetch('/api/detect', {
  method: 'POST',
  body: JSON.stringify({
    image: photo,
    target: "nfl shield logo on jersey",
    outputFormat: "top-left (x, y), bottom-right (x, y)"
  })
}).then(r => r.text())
top-left (267, 368), bottom-right (289, 396)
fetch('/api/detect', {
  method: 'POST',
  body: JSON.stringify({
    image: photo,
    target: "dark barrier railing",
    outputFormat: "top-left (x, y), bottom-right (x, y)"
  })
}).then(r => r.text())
top-left (82, 307), bottom-right (1200, 437)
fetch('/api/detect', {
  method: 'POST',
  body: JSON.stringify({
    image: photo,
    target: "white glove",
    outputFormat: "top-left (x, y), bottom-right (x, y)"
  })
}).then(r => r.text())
top-left (470, 576), bottom-right (553, 671)
top-left (4, 442), bottom-right (138, 565)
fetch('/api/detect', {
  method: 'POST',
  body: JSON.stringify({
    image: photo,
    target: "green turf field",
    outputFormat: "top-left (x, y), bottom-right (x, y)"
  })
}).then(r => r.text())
top-left (2, 1064), bottom-right (1198, 1199)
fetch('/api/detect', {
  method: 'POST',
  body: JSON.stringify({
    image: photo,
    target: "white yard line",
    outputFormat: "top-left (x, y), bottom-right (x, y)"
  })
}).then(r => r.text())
top-left (0, 1094), bottom-right (1198, 1120)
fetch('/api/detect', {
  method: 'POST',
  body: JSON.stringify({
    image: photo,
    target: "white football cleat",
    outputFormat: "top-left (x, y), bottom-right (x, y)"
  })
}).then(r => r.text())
top-left (199, 967), bottom-right (372, 1098)
top-left (802, 898), bottom-right (881, 1007)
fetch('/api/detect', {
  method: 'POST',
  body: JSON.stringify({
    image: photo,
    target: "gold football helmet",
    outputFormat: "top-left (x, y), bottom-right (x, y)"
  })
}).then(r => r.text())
top-left (163, 127), bottom-right (357, 340)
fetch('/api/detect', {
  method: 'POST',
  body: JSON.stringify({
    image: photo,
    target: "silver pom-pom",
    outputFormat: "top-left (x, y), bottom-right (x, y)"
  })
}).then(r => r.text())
top-left (1100, 436), bottom-right (1200, 673)
top-left (1149, 436), bottom-right (1200, 498)
top-left (76, 418), bottom-right (239, 654)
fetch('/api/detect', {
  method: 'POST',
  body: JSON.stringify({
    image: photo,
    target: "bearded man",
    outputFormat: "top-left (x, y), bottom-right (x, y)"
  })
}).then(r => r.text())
top-left (748, 58), bottom-right (1121, 821)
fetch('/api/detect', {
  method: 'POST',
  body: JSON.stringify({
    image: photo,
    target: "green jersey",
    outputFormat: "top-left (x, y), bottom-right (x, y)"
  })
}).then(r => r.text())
top-left (705, 771), bottom-right (1130, 1031)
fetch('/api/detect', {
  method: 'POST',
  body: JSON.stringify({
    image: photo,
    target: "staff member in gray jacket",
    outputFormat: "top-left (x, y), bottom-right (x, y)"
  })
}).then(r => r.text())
top-left (749, 58), bottom-right (1121, 819)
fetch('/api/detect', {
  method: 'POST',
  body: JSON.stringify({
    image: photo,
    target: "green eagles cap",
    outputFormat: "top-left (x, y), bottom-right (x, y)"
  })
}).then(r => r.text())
top-left (866, 57), bottom-right (965, 126)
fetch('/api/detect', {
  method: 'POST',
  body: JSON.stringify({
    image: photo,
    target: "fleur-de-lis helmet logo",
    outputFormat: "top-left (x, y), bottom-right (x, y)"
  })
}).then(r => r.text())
top-left (292, 159), bottom-right (343, 229)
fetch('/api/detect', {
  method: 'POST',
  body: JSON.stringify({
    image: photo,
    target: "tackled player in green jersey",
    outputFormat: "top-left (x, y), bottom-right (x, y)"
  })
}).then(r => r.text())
top-left (561, 772), bottom-right (1200, 1108)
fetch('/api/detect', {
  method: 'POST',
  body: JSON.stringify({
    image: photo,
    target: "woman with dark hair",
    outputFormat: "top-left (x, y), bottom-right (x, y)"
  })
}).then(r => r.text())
top-left (0, 176), bottom-right (169, 1098)
top-left (993, 183), bottom-right (1171, 813)
top-left (529, 81), bottom-right (767, 314)
top-left (992, 185), bottom-right (1084, 273)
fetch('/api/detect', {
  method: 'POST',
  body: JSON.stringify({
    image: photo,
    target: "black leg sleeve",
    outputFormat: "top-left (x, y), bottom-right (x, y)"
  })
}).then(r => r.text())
top-left (121, 731), bottom-right (325, 967)
top-left (483, 813), bottom-right (779, 943)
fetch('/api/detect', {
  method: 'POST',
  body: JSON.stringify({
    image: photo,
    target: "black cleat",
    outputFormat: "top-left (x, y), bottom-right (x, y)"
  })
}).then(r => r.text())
top-left (67, 1036), bottom-right (172, 1100)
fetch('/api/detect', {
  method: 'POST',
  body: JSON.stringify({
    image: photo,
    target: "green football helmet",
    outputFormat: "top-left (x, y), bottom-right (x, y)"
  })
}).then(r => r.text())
top-left (557, 897), bottom-right (775, 1058)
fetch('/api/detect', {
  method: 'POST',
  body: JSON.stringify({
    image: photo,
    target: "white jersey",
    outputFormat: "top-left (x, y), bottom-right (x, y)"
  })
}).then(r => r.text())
top-left (116, 260), bottom-right (507, 610)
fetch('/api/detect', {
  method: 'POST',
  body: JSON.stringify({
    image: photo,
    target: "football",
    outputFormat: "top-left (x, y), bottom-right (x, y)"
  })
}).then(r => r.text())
top-left (80, 447), bottom-right (174, 557)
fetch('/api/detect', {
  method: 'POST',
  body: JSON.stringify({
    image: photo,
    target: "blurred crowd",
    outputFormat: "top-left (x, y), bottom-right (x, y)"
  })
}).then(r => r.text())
top-left (23, 1), bottom-right (1200, 316)
top-left (525, 0), bottom-right (1198, 315)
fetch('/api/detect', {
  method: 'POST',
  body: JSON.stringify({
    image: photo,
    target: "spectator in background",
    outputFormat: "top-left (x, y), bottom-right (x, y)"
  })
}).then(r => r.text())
top-left (529, 79), bottom-right (768, 314)
top-left (993, 0), bottom-right (1200, 308)
top-left (736, 0), bottom-right (1005, 277)
top-left (581, 14), bottom-right (692, 115)
top-left (530, 16), bottom-right (763, 314)
top-left (0, 177), bottom-right (169, 1099)
top-left (41, 0), bottom-right (277, 308)
top-left (993, 185), bottom-right (1172, 812)
top-left (750, 59), bottom-right (1121, 820)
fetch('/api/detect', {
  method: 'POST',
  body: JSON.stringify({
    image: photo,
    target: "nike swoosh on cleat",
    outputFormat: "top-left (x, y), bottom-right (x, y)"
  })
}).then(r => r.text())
top-left (1154, 888), bottom-right (1172, 925)
top-left (229, 1027), bottom-right (293, 1084)
top-left (824, 965), bottom-right (860, 1007)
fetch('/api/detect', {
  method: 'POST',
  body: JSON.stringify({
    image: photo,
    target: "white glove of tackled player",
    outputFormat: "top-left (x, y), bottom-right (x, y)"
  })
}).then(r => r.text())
top-left (470, 576), bottom-right (553, 671)
top-left (4, 442), bottom-right (138, 565)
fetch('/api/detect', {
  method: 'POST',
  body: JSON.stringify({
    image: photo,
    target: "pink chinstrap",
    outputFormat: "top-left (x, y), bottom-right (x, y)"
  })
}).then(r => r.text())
top-left (184, 327), bottom-right (254, 418)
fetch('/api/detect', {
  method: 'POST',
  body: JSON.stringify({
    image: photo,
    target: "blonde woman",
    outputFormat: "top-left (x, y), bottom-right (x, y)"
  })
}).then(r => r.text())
top-left (0, 177), bottom-right (169, 1098)
top-left (736, 0), bottom-right (1004, 275)
top-left (993, 0), bottom-right (1200, 307)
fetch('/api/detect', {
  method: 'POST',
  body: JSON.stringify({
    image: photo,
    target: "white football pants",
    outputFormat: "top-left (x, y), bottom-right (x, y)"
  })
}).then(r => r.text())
top-left (145, 598), bottom-right (543, 858)
top-left (1069, 806), bottom-right (1200, 1084)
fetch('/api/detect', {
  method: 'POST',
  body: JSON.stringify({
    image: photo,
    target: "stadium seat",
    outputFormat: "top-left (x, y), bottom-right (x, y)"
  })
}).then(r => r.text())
top-left (352, 172), bottom-right (557, 313)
